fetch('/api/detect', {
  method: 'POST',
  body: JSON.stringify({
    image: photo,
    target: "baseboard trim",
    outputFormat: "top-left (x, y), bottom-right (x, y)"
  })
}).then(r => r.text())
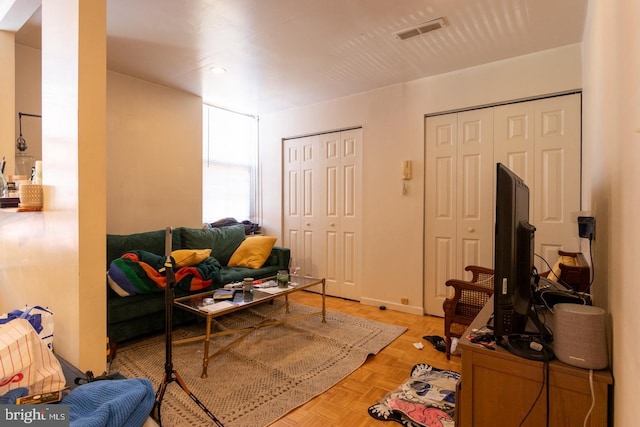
top-left (359, 297), bottom-right (424, 315)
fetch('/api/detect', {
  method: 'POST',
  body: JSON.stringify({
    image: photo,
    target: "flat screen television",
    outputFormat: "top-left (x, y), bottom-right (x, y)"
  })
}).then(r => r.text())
top-left (493, 163), bottom-right (552, 360)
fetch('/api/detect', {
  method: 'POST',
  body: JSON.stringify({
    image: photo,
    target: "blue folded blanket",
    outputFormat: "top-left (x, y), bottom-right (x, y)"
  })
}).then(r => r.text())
top-left (62, 378), bottom-right (155, 427)
top-left (0, 379), bottom-right (154, 427)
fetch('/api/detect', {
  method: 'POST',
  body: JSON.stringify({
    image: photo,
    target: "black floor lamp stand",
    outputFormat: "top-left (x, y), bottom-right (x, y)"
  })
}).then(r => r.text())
top-left (151, 227), bottom-right (224, 427)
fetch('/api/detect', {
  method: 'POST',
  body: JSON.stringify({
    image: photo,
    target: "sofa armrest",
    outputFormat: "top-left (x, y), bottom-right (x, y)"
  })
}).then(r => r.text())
top-left (265, 246), bottom-right (290, 269)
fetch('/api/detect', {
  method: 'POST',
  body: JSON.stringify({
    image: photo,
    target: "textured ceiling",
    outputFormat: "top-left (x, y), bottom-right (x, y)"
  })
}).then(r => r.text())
top-left (14, 0), bottom-right (588, 115)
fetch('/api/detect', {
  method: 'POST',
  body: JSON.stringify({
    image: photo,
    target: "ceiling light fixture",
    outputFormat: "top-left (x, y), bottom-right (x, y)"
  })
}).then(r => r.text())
top-left (209, 66), bottom-right (227, 74)
top-left (393, 17), bottom-right (447, 40)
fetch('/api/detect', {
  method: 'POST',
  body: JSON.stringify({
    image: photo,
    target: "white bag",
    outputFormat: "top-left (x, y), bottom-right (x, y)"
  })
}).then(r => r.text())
top-left (0, 305), bottom-right (54, 350)
top-left (29, 306), bottom-right (55, 351)
top-left (0, 318), bottom-right (65, 395)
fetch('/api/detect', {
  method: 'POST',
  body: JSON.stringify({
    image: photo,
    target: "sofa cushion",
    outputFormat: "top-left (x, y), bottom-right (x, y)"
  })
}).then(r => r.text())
top-left (178, 225), bottom-right (245, 265)
top-left (107, 229), bottom-right (181, 267)
top-left (228, 236), bottom-right (277, 269)
top-left (172, 249), bottom-right (212, 267)
top-left (218, 264), bottom-right (282, 284)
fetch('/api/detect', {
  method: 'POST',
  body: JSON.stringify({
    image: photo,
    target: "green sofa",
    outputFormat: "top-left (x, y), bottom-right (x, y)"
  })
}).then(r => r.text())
top-left (106, 225), bottom-right (290, 347)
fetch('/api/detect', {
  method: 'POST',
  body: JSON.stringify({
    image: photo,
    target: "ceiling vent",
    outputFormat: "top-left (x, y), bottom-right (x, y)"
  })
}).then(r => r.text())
top-left (394, 17), bottom-right (447, 41)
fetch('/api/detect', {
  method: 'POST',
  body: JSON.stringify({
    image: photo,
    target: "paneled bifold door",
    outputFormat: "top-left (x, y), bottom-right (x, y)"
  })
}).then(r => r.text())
top-left (424, 109), bottom-right (495, 316)
top-left (424, 93), bottom-right (581, 316)
top-left (283, 128), bottom-right (362, 300)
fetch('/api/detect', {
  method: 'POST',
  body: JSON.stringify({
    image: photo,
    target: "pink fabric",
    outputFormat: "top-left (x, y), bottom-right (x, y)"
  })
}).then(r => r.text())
top-left (388, 398), bottom-right (453, 426)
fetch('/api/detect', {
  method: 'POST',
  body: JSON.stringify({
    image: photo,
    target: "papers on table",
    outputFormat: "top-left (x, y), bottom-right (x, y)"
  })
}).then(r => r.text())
top-left (212, 288), bottom-right (235, 300)
top-left (253, 280), bottom-right (278, 289)
top-left (200, 301), bottom-right (235, 314)
top-left (197, 285), bottom-right (293, 314)
top-left (256, 286), bottom-right (291, 294)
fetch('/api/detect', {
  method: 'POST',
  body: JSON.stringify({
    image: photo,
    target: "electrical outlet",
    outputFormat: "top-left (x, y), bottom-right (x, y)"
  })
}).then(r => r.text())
top-left (401, 297), bottom-right (409, 305)
top-left (578, 216), bottom-right (596, 241)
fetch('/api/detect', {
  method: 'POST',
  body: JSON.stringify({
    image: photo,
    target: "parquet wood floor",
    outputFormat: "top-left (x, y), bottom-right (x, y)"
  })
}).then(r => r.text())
top-left (269, 291), bottom-right (462, 426)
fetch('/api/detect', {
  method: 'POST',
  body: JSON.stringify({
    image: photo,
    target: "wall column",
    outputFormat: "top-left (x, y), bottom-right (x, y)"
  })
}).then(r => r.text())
top-left (41, 0), bottom-right (106, 371)
top-left (0, 31), bottom-right (15, 175)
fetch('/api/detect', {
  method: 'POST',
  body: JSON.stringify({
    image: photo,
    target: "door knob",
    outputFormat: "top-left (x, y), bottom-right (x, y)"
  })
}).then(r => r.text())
top-left (330, 223), bottom-right (336, 227)
top-left (468, 227), bottom-right (475, 233)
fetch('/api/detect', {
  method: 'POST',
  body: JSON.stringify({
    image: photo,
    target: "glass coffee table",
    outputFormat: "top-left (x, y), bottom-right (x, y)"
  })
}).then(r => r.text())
top-left (173, 275), bottom-right (326, 378)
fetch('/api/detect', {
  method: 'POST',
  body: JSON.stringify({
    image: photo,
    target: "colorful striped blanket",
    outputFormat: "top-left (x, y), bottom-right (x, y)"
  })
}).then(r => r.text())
top-left (107, 250), bottom-right (222, 297)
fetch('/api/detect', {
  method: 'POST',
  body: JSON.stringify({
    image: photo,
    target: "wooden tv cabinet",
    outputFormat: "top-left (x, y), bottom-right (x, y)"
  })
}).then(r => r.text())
top-left (458, 299), bottom-right (612, 426)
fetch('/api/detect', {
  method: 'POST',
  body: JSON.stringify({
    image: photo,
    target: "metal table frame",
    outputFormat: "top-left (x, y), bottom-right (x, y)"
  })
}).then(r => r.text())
top-left (173, 275), bottom-right (326, 378)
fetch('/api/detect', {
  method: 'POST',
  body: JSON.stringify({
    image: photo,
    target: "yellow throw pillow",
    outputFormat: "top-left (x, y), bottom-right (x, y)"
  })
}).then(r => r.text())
top-left (171, 249), bottom-right (212, 267)
top-left (228, 236), bottom-right (277, 269)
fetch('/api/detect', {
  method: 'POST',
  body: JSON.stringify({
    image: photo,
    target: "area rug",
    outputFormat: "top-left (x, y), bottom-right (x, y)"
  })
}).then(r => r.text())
top-left (111, 300), bottom-right (406, 427)
top-left (367, 364), bottom-right (460, 427)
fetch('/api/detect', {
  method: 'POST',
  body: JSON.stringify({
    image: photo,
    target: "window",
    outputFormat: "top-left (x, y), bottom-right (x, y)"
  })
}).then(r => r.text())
top-left (202, 105), bottom-right (257, 223)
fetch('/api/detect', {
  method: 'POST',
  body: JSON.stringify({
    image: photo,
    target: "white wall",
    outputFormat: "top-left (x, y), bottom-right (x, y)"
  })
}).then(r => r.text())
top-left (10, 56), bottom-right (204, 235)
top-left (583, 1), bottom-right (640, 425)
top-left (260, 44), bottom-right (582, 314)
top-left (15, 44), bottom-right (42, 163)
top-left (0, 31), bottom-right (15, 176)
top-left (6, 6), bottom-right (633, 420)
top-left (106, 72), bottom-right (203, 234)
top-left (4, 30), bottom-right (204, 373)
top-left (0, 0), bottom-right (107, 374)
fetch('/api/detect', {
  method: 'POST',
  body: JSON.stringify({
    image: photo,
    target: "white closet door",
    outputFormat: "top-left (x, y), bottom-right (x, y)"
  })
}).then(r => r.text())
top-left (425, 110), bottom-right (494, 316)
top-left (533, 94), bottom-right (582, 266)
top-left (283, 134), bottom-right (322, 279)
top-left (300, 134), bottom-right (322, 278)
top-left (494, 102), bottom-right (536, 184)
top-left (425, 93), bottom-right (581, 316)
top-left (494, 94), bottom-right (581, 271)
top-left (283, 129), bottom-right (362, 300)
top-left (456, 108), bottom-right (495, 275)
top-left (425, 113), bottom-right (458, 315)
top-left (283, 139), bottom-right (301, 272)
top-left (316, 129), bottom-right (362, 299)
top-left (317, 132), bottom-right (341, 296)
